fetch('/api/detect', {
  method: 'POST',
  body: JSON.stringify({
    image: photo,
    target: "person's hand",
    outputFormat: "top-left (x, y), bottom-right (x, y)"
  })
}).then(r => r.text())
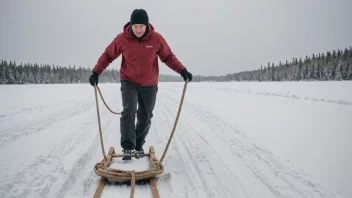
top-left (180, 69), bottom-right (192, 82)
top-left (89, 72), bottom-right (99, 86)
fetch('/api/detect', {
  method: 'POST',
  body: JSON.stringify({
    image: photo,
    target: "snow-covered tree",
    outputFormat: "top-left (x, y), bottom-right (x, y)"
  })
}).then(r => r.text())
top-left (334, 61), bottom-right (343, 80)
top-left (6, 61), bottom-right (15, 84)
top-left (0, 60), bottom-right (6, 84)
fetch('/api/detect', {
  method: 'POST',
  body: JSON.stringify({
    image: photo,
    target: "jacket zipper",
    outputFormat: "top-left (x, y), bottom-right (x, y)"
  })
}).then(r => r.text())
top-left (139, 40), bottom-right (142, 82)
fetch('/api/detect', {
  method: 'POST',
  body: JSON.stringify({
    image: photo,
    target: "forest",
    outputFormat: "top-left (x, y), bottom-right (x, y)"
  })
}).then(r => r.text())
top-left (1, 46), bottom-right (351, 84)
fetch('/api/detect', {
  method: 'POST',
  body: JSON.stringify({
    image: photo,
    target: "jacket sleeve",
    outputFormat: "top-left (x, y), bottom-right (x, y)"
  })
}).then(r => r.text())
top-left (158, 34), bottom-right (186, 73)
top-left (92, 33), bottom-right (123, 75)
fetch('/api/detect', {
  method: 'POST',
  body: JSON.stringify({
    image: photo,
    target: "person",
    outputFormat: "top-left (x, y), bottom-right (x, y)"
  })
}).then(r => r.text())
top-left (89, 9), bottom-right (192, 160)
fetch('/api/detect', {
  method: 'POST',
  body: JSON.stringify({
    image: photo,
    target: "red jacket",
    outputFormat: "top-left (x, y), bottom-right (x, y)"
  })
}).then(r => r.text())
top-left (93, 22), bottom-right (186, 86)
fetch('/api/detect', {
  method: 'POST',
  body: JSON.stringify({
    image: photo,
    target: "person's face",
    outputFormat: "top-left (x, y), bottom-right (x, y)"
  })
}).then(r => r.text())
top-left (132, 24), bottom-right (147, 38)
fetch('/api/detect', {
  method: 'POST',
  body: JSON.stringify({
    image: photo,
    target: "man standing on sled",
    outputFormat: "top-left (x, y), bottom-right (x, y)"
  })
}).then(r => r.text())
top-left (89, 9), bottom-right (193, 160)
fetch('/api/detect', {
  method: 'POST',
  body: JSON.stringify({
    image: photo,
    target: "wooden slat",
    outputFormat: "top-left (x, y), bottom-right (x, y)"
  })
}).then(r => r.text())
top-left (149, 146), bottom-right (160, 198)
top-left (150, 177), bottom-right (159, 198)
top-left (94, 147), bottom-right (115, 198)
top-left (93, 177), bottom-right (107, 198)
top-left (105, 147), bottom-right (115, 166)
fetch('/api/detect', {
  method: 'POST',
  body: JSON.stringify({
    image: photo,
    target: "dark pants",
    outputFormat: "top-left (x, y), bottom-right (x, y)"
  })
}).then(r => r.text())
top-left (120, 80), bottom-right (158, 150)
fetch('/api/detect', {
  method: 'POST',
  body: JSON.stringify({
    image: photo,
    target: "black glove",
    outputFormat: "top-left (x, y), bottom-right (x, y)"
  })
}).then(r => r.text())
top-left (89, 72), bottom-right (99, 86)
top-left (180, 69), bottom-right (192, 82)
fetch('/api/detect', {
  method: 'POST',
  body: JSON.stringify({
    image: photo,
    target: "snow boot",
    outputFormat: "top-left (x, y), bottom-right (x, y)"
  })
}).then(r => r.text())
top-left (122, 149), bottom-right (132, 160)
top-left (134, 148), bottom-right (144, 159)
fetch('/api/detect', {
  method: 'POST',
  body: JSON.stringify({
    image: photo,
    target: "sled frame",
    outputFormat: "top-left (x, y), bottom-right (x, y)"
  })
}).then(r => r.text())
top-left (93, 146), bottom-right (160, 198)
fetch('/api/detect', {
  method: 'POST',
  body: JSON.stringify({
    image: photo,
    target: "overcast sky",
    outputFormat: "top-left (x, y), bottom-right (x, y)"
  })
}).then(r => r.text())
top-left (1, 0), bottom-right (352, 76)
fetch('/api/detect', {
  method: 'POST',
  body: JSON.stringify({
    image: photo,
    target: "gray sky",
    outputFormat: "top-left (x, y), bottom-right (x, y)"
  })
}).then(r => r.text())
top-left (1, 0), bottom-right (352, 76)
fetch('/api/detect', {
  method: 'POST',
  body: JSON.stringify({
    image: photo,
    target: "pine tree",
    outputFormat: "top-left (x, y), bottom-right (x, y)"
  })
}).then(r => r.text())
top-left (334, 61), bottom-right (343, 80)
top-left (7, 61), bottom-right (15, 84)
top-left (337, 49), bottom-right (342, 58)
top-left (323, 51), bottom-right (332, 80)
top-left (348, 61), bottom-right (352, 80)
top-left (285, 60), bottom-right (289, 81)
top-left (308, 55), bottom-right (315, 80)
top-left (340, 48), bottom-right (349, 80)
top-left (313, 61), bottom-right (319, 80)
top-left (0, 60), bottom-right (5, 84)
top-left (14, 67), bottom-right (21, 84)
top-left (347, 48), bottom-right (352, 80)
top-left (302, 56), bottom-right (309, 80)
top-left (271, 63), bottom-right (275, 81)
top-left (332, 50), bottom-right (337, 60)
top-left (27, 67), bottom-right (35, 83)
top-left (20, 69), bottom-right (26, 84)
top-left (266, 62), bottom-right (271, 81)
top-left (298, 58), bottom-right (303, 80)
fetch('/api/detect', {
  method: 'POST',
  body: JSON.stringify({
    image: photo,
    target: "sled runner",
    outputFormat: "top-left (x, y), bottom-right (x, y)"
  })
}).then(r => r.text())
top-left (92, 80), bottom-right (188, 198)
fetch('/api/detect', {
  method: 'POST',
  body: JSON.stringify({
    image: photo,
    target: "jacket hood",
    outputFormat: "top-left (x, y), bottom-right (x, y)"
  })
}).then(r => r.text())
top-left (123, 22), bottom-right (155, 40)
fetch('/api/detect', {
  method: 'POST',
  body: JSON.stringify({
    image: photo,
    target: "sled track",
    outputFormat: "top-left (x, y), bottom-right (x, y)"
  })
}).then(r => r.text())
top-left (0, 101), bottom-right (93, 147)
top-left (157, 93), bottom-right (246, 198)
top-left (0, 102), bottom-right (116, 198)
top-left (157, 90), bottom-right (341, 198)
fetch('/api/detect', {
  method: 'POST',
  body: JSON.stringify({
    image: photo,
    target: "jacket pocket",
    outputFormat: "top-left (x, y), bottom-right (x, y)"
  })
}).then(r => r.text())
top-left (122, 42), bottom-right (139, 61)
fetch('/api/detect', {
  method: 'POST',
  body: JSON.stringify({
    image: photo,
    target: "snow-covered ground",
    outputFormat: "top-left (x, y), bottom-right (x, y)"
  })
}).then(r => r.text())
top-left (0, 81), bottom-right (351, 198)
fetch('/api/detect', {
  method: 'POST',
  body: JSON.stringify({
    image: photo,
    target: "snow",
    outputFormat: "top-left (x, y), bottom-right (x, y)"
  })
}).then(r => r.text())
top-left (0, 81), bottom-right (351, 198)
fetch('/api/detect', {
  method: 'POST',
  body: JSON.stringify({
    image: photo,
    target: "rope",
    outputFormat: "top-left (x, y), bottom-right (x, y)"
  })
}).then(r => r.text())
top-left (159, 80), bottom-right (188, 164)
top-left (94, 160), bottom-right (164, 181)
top-left (93, 85), bottom-right (122, 162)
top-left (93, 80), bottom-right (188, 197)
top-left (130, 171), bottom-right (135, 198)
top-left (94, 84), bottom-right (107, 162)
top-left (96, 85), bottom-right (121, 115)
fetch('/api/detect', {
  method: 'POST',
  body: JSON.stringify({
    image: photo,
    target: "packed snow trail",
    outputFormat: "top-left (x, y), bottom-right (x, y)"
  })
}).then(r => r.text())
top-left (0, 82), bottom-right (350, 198)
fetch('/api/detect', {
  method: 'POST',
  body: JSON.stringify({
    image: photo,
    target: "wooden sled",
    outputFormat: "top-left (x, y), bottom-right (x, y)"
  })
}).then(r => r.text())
top-left (93, 146), bottom-right (160, 198)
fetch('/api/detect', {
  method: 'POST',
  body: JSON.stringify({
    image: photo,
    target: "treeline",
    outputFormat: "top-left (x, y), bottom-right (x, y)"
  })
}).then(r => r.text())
top-left (0, 60), bottom-right (188, 84)
top-left (1, 46), bottom-right (352, 84)
top-left (0, 61), bottom-right (119, 84)
top-left (193, 46), bottom-right (352, 82)
top-left (0, 60), bottom-right (186, 84)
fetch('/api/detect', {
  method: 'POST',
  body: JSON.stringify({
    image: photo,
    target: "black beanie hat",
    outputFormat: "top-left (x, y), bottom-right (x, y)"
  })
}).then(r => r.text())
top-left (130, 9), bottom-right (149, 26)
